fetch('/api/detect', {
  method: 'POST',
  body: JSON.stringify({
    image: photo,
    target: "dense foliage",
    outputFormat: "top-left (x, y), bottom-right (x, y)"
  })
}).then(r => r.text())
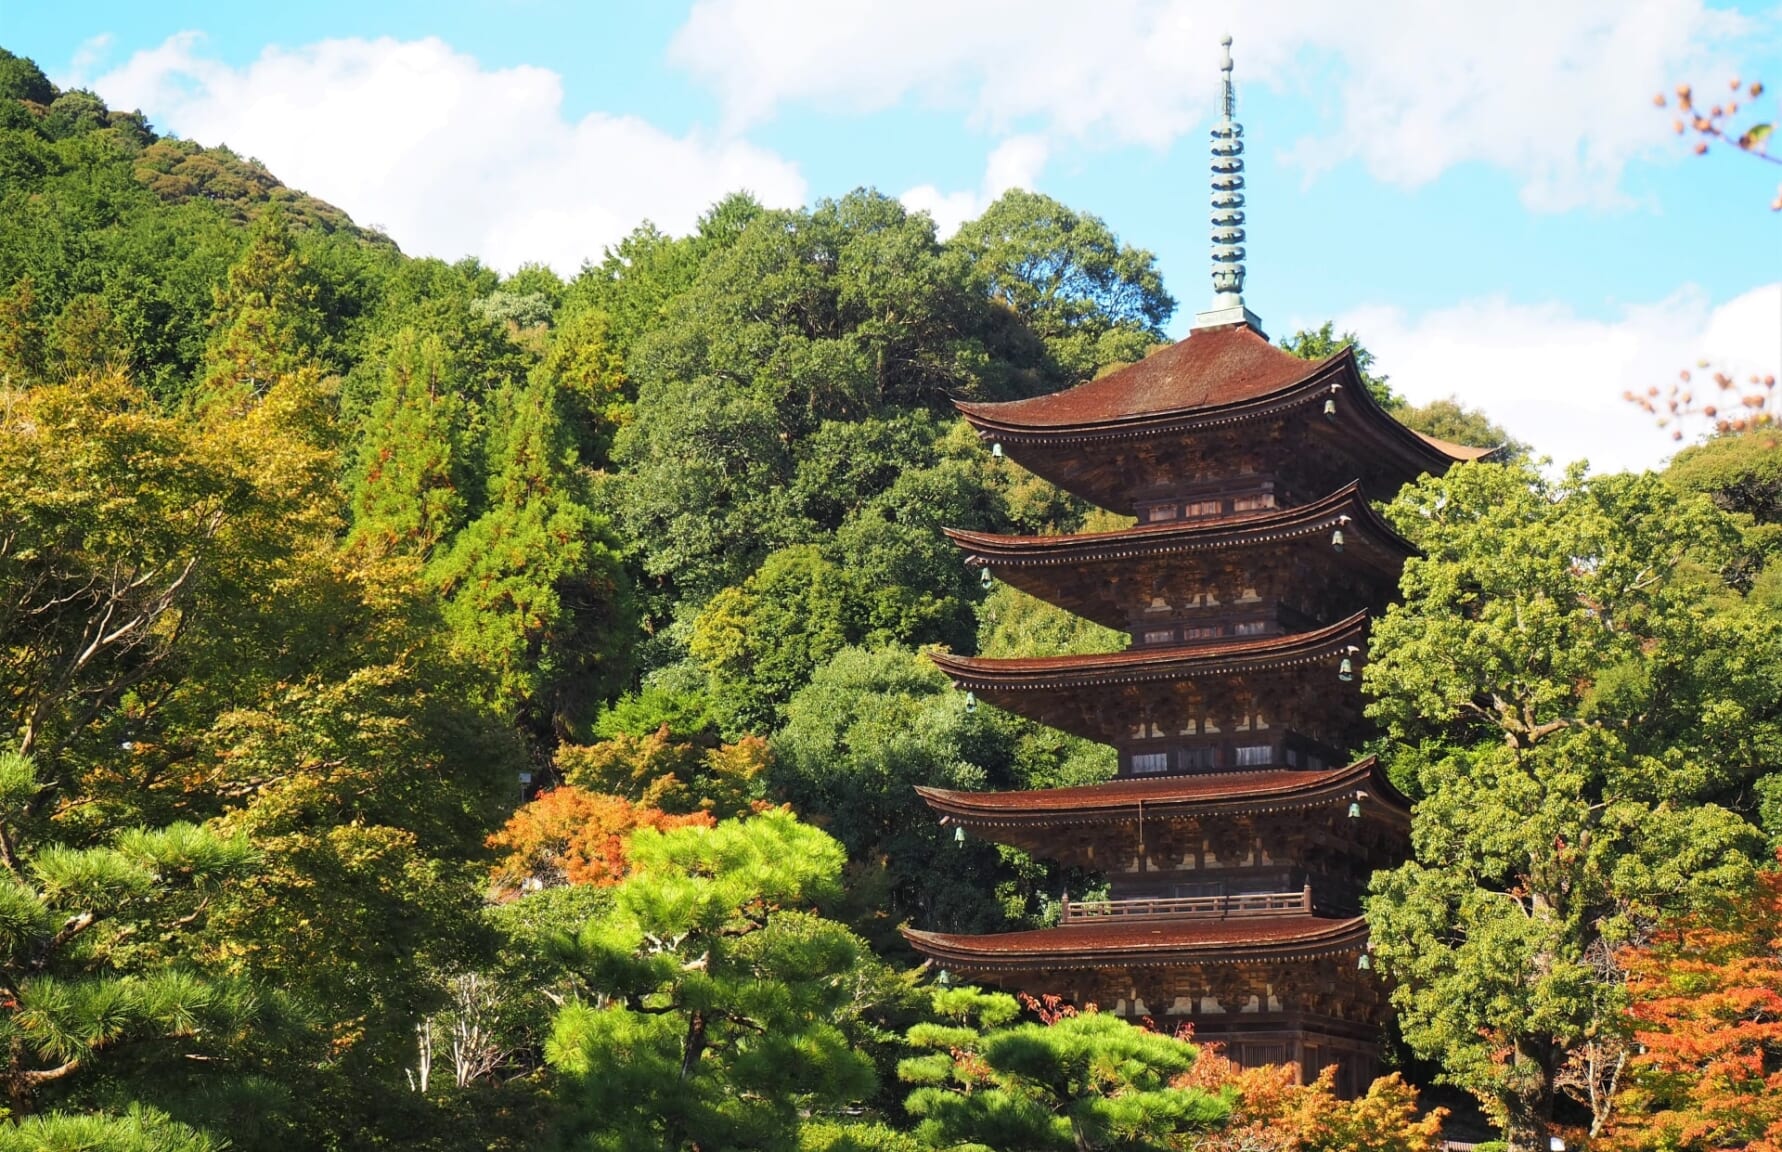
top-left (1604, 851), bottom-right (1782, 1151)
top-left (1362, 462), bottom-right (1782, 1147)
top-left (3, 48), bottom-right (1776, 1152)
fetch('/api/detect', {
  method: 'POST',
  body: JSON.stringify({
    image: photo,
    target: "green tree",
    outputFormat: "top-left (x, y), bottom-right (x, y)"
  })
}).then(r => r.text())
top-left (1394, 396), bottom-right (1524, 455)
top-left (1280, 323), bottom-right (1395, 407)
top-left (690, 545), bottom-right (864, 736)
top-left (616, 189), bottom-right (1021, 602)
top-left (0, 276), bottom-right (45, 386)
top-left (899, 986), bottom-right (1227, 1151)
top-left (949, 189), bottom-right (1174, 383)
top-left (0, 1105), bottom-right (221, 1152)
top-left (537, 305), bottom-right (627, 466)
top-left (1362, 462), bottom-right (1782, 1149)
top-left (566, 193), bottom-right (763, 379)
top-left (1665, 427), bottom-right (1782, 566)
top-left (0, 375), bottom-right (257, 766)
top-left (832, 448), bottom-right (1004, 652)
top-left (348, 328), bottom-right (470, 558)
top-left (0, 48), bottom-right (55, 105)
top-left (430, 373), bottom-right (637, 739)
top-left (773, 647), bottom-right (1039, 934)
top-left (544, 811), bottom-right (892, 1151)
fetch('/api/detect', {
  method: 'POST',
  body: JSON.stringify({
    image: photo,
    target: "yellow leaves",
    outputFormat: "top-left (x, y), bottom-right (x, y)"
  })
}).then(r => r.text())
top-left (1181, 1048), bottom-right (1446, 1152)
top-left (556, 727), bottom-right (768, 820)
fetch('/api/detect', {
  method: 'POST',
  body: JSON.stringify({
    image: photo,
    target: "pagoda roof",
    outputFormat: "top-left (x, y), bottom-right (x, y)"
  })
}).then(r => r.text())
top-left (958, 326), bottom-right (1489, 458)
top-left (916, 755), bottom-right (1407, 829)
top-left (947, 481), bottom-right (1412, 576)
top-left (902, 914), bottom-right (1369, 971)
top-left (960, 325), bottom-right (1322, 432)
top-left (931, 611), bottom-right (1368, 691)
top-left (954, 327), bottom-right (1492, 511)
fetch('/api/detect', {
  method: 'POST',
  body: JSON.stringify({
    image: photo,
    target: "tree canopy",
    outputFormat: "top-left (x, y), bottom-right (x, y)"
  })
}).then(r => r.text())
top-left (1363, 461), bottom-right (1782, 1146)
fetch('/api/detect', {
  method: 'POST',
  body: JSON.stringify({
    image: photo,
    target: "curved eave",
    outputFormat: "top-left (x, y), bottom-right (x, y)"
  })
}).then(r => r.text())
top-left (929, 612), bottom-right (1368, 691)
top-left (1416, 431), bottom-right (1498, 462)
top-left (901, 916), bottom-right (1370, 971)
top-left (957, 350), bottom-right (1343, 442)
top-left (960, 348), bottom-right (1487, 481)
top-left (944, 482), bottom-right (1416, 569)
top-left (914, 755), bottom-right (1409, 828)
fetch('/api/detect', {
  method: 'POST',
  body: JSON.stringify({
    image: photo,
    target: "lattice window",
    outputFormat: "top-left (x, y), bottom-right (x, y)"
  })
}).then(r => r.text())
top-left (1130, 752), bottom-right (1169, 775)
top-left (1234, 744), bottom-right (1272, 767)
top-left (1179, 745), bottom-right (1218, 770)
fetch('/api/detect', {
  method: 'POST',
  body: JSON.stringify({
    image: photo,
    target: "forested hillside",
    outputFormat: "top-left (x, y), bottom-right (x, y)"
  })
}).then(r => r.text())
top-left (3, 45), bottom-right (1779, 1152)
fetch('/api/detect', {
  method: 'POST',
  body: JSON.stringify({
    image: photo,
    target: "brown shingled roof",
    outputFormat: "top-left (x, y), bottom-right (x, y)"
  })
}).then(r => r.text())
top-left (958, 324), bottom-right (1325, 431)
top-left (914, 756), bottom-right (1408, 823)
top-left (944, 482), bottom-right (1415, 567)
top-left (929, 611), bottom-right (1368, 688)
top-left (902, 915), bottom-right (1369, 970)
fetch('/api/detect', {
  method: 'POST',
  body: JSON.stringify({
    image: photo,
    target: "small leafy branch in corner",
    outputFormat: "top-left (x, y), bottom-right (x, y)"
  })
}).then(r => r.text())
top-left (1653, 76), bottom-right (1778, 208)
top-left (1625, 365), bottom-right (1778, 440)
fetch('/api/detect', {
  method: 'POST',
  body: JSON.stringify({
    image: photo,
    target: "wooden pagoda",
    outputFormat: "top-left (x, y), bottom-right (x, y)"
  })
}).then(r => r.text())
top-left (902, 38), bottom-right (1490, 1094)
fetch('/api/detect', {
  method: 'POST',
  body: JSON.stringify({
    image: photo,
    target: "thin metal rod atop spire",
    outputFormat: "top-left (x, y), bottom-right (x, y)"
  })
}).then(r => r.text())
top-left (1191, 35), bottom-right (1265, 335)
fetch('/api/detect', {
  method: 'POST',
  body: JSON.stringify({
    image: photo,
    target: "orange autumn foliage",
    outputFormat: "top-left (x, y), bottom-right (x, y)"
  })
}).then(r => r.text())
top-left (486, 785), bottom-right (713, 893)
top-left (1603, 859), bottom-right (1782, 1152)
top-left (1175, 1047), bottom-right (1445, 1152)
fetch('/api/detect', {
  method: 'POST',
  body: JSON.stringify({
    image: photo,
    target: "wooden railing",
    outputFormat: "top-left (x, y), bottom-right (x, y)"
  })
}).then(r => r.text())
top-left (1060, 886), bottom-right (1312, 924)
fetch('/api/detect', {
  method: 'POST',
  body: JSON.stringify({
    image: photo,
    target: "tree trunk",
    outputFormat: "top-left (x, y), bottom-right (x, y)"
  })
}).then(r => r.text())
top-left (1501, 1042), bottom-right (1556, 1152)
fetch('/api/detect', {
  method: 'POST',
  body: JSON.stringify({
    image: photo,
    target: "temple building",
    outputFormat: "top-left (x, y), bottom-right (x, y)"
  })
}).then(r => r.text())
top-left (902, 38), bottom-right (1491, 1094)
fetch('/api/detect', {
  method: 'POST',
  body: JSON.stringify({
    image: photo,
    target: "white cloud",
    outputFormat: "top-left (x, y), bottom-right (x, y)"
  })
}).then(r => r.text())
top-left (93, 34), bottom-right (808, 274)
top-left (1324, 281), bottom-right (1782, 474)
top-left (901, 134), bottom-right (1048, 238)
top-left (670, 0), bottom-right (1756, 209)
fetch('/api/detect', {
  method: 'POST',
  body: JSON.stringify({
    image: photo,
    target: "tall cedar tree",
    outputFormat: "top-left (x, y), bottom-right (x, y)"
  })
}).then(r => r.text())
top-left (429, 372), bottom-right (637, 739)
top-left (349, 328), bottom-right (469, 559)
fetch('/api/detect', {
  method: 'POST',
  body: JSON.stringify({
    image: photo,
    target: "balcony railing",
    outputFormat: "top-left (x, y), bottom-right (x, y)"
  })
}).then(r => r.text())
top-left (1060, 886), bottom-right (1312, 924)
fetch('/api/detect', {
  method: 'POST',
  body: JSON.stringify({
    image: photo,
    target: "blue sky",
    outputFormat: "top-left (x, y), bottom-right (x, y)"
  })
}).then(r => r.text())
top-left (3, 0), bottom-right (1779, 470)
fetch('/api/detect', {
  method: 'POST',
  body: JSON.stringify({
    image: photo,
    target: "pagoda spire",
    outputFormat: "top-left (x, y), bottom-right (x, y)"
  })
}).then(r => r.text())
top-left (1191, 35), bottom-right (1266, 336)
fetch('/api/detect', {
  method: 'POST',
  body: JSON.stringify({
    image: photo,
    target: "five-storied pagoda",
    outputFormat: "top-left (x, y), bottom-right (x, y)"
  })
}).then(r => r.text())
top-left (902, 37), bottom-right (1491, 1095)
